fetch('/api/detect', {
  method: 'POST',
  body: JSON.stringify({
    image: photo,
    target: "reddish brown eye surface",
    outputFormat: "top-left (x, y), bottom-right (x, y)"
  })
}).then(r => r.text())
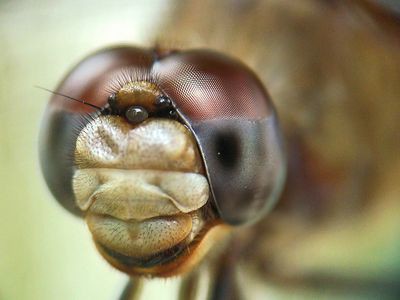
top-left (154, 50), bottom-right (286, 224)
top-left (40, 46), bottom-right (286, 225)
top-left (39, 46), bottom-right (155, 215)
top-left (154, 50), bottom-right (271, 120)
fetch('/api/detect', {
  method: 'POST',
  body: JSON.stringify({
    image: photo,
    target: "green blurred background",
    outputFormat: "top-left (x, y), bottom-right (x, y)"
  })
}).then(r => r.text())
top-left (0, 1), bottom-right (180, 299)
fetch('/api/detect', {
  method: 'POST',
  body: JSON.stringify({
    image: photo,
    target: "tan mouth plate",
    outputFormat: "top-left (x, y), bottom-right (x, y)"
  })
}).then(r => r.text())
top-left (73, 169), bottom-right (209, 266)
top-left (85, 211), bottom-right (194, 259)
top-left (73, 169), bottom-right (210, 219)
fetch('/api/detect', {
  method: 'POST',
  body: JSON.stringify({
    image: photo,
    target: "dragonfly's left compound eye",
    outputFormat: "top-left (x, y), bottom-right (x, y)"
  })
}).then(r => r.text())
top-left (39, 46), bottom-right (286, 277)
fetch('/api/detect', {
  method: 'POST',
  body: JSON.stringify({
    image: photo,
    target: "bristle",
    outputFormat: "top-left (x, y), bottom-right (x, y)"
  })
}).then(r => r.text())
top-left (66, 111), bottom-right (101, 167)
top-left (104, 67), bottom-right (161, 94)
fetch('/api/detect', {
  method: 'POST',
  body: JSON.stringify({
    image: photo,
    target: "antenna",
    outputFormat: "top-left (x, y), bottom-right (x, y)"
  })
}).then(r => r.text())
top-left (35, 86), bottom-right (102, 110)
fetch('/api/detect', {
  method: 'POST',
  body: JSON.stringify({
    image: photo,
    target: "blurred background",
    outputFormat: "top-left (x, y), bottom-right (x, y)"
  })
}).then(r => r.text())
top-left (1, 0), bottom-right (400, 300)
top-left (0, 1), bottom-right (178, 299)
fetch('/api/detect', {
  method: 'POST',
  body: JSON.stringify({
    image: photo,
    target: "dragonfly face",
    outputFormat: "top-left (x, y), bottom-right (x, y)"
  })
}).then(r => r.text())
top-left (39, 46), bottom-right (286, 277)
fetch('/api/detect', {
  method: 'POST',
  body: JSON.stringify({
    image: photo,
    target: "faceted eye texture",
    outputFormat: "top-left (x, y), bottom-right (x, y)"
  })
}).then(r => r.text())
top-left (154, 50), bottom-right (271, 121)
top-left (40, 47), bottom-right (156, 216)
top-left (154, 49), bottom-right (286, 224)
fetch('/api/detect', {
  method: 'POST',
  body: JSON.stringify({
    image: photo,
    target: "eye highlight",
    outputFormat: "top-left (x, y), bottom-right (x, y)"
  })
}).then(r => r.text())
top-left (125, 105), bottom-right (149, 124)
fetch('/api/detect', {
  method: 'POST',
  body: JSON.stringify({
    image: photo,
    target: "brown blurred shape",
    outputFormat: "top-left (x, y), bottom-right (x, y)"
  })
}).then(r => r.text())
top-left (158, 0), bottom-right (400, 296)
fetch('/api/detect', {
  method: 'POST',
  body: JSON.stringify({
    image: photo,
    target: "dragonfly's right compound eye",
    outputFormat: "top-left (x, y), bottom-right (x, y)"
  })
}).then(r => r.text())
top-left (154, 50), bottom-right (287, 225)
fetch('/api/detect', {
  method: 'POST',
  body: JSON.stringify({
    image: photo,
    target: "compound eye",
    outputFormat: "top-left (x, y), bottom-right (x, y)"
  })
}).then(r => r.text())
top-left (39, 46), bottom-right (155, 216)
top-left (155, 50), bottom-right (286, 225)
top-left (125, 106), bottom-right (149, 124)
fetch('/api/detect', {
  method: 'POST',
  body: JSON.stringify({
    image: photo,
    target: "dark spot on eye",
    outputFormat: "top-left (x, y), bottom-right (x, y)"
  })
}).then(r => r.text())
top-left (214, 131), bottom-right (240, 169)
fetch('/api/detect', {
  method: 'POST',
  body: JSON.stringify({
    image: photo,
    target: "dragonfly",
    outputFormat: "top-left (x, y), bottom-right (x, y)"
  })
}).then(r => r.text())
top-left (39, 0), bottom-right (400, 299)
